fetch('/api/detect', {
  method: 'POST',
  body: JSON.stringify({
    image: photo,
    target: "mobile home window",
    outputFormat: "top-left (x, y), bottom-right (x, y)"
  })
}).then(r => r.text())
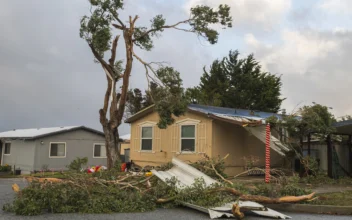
top-left (181, 125), bottom-right (195, 152)
top-left (141, 127), bottom-right (153, 150)
top-left (4, 143), bottom-right (11, 155)
top-left (50, 143), bottom-right (66, 157)
top-left (93, 144), bottom-right (106, 158)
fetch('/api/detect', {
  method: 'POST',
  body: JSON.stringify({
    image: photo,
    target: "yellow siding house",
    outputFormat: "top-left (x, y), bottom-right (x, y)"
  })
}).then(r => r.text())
top-left (125, 104), bottom-right (290, 175)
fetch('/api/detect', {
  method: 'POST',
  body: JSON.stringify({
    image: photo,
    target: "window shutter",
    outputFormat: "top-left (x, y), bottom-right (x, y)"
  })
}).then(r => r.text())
top-left (197, 123), bottom-right (206, 153)
top-left (171, 124), bottom-right (179, 153)
top-left (133, 125), bottom-right (140, 152)
top-left (154, 126), bottom-right (161, 153)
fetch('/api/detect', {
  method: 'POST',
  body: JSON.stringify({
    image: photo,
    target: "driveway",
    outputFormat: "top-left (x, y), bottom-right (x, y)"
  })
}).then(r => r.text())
top-left (0, 178), bottom-right (351, 220)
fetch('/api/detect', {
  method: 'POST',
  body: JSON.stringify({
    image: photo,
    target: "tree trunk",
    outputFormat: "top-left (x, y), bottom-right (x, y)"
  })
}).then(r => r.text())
top-left (104, 127), bottom-right (121, 169)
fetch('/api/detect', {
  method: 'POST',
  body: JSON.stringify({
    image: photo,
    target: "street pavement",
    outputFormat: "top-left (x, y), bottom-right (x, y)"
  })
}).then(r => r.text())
top-left (0, 178), bottom-right (351, 220)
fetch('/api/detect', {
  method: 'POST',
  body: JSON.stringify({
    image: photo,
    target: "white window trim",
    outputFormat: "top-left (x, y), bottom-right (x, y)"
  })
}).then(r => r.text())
top-left (138, 121), bottom-right (157, 126)
top-left (180, 124), bottom-right (197, 153)
top-left (49, 142), bottom-right (67, 158)
top-left (140, 125), bottom-right (154, 152)
top-left (93, 143), bottom-right (107, 158)
top-left (4, 142), bottom-right (11, 155)
top-left (176, 118), bottom-right (200, 125)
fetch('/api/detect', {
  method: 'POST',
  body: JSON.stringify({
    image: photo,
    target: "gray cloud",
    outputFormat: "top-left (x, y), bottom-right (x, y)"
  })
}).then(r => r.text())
top-left (244, 29), bottom-right (352, 117)
top-left (0, 0), bottom-right (215, 134)
top-left (1, 0), bottom-right (351, 135)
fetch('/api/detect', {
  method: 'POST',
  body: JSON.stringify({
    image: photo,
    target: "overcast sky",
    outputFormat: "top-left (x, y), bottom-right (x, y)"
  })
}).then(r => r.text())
top-left (1, 0), bottom-right (351, 134)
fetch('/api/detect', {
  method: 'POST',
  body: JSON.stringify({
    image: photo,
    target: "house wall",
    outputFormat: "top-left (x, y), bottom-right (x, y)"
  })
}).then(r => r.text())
top-left (244, 126), bottom-right (286, 169)
top-left (211, 120), bottom-right (246, 175)
top-left (120, 142), bottom-right (130, 155)
top-left (130, 111), bottom-right (213, 167)
top-left (33, 129), bottom-right (106, 171)
top-left (130, 111), bottom-right (287, 175)
top-left (2, 140), bottom-right (36, 173)
top-left (211, 122), bottom-right (285, 176)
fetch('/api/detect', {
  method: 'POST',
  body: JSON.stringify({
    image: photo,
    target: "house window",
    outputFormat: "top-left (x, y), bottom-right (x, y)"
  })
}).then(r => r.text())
top-left (49, 142), bottom-right (66, 158)
top-left (181, 125), bottom-right (196, 152)
top-left (4, 143), bottom-right (11, 155)
top-left (93, 144), bottom-right (106, 158)
top-left (141, 127), bottom-right (153, 151)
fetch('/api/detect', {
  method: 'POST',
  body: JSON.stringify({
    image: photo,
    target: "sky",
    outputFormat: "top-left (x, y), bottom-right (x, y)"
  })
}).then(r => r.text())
top-left (1, 0), bottom-right (352, 135)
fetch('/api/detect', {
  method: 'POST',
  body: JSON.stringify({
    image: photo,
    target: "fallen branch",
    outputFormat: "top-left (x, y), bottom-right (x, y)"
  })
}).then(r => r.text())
top-left (232, 203), bottom-right (244, 220)
top-left (12, 183), bottom-right (20, 193)
top-left (25, 177), bottom-right (63, 183)
top-left (210, 163), bottom-right (233, 185)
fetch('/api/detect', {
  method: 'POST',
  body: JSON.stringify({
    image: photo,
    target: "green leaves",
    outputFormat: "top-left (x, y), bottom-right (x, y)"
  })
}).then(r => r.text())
top-left (133, 4), bottom-right (232, 49)
top-left (150, 15), bottom-right (166, 33)
top-left (152, 67), bottom-right (187, 128)
top-left (133, 27), bottom-right (154, 51)
top-left (80, 0), bottom-right (124, 57)
top-left (190, 4), bottom-right (232, 44)
top-left (187, 50), bottom-right (284, 112)
top-left (269, 104), bottom-right (336, 141)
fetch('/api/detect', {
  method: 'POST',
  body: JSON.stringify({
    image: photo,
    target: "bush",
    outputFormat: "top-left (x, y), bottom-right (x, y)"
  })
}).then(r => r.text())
top-left (3, 181), bottom-right (156, 215)
top-left (3, 176), bottom-right (234, 216)
top-left (190, 155), bottom-right (227, 179)
top-left (66, 157), bottom-right (88, 172)
top-left (252, 182), bottom-right (311, 198)
top-left (0, 164), bottom-right (11, 172)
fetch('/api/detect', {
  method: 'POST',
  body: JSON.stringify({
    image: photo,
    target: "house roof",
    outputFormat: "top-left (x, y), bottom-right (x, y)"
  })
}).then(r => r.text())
top-left (0, 126), bottom-right (104, 140)
top-left (125, 104), bottom-right (283, 125)
top-left (332, 119), bottom-right (352, 135)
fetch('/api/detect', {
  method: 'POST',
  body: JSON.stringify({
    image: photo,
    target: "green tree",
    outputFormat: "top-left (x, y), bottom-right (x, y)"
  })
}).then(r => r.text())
top-left (125, 83), bottom-right (155, 116)
top-left (340, 115), bottom-right (352, 121)
top-left (80, 0), bottom-right (232, 169)
top-left (267, 103), bottom-right (336, 144)
top-left (186, 50), bottom-right (284, 112)
top-left (126, 88), bottom-right (144, 115)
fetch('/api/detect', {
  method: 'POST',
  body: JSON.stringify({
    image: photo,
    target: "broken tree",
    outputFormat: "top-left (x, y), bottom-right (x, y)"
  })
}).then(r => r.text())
top-left (6, 157), bottom-right (316, 218)
top-left (79, 0), bottom-right (233, 169)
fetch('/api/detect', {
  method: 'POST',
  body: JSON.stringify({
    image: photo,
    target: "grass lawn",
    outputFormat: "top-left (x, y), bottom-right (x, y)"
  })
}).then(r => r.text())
top-left (310, 191), bottom-right (352, 206)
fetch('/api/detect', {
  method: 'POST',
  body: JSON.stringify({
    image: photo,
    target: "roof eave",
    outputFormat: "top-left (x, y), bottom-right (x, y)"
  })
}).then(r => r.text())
top-left (125, 105), bottom-right (155, 123)
top-left (0, 126), bottom-right (105, 140)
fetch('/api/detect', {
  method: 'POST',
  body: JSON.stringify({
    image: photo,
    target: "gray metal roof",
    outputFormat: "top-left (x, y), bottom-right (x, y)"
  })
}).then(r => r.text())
top-left (332, 119), bottom-right (352, 135)
top-left (0, 126), bottom-right (104, 140)
top-left (188, 104), bottom-right (283, 121)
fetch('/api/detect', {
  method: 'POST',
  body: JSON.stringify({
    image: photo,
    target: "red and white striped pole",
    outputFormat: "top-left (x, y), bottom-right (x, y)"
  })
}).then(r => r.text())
top-left (265, 123), bottom-right (271, 183)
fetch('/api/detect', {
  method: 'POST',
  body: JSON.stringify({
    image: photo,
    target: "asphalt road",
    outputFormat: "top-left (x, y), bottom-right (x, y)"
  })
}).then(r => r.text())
top-left (0, 178), bottom-right (350, 220)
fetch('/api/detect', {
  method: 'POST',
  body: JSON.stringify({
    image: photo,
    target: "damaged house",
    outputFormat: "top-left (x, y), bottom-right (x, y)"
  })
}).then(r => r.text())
top-left (125, 104), bottom-right (291, 175)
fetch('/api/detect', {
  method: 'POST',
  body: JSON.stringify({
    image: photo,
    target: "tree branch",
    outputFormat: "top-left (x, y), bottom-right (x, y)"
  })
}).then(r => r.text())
top-left (109, 35), bottom-right (120, 66)
top-left (132, 19), bottom-right (191, 42)
top-left (132, 51), bottom-right (164, 87)
top-left (88, 43), bottom-right (116, 77)
top-left (112, 24), bottom-right (125, 30)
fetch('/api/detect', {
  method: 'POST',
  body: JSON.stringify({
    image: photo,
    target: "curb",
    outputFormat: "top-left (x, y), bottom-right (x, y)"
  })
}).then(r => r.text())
top-left (266, 204), bottom-right (352, 215)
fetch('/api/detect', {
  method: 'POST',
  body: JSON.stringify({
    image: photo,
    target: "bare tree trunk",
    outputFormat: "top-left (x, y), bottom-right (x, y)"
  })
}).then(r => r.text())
top-left (103, 127), bottom-right (120, 169)
top-left (88, 17), bottom-right (137, 170)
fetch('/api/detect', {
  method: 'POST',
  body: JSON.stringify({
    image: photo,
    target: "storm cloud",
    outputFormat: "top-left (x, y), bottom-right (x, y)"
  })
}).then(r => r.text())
top-left (0, 0), bottom-right (351, 134)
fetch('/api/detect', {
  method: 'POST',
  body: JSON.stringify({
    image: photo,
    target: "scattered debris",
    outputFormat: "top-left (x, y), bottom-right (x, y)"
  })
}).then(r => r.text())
top-left (152, 157), bottom-right (314, 219)
top-left (12, 184), bottom-right (20, 193)
top-left (6, 156), bottom-right (316, 219)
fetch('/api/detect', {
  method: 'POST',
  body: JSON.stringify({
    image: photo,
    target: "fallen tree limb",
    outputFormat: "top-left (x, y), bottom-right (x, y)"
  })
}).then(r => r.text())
top-left (179, 187), bottom-right (316, 205)
top-left (232, 203), bottom-right (244, 220)
top-left (12, 183), bottom-right (20, 193)
top-left (24, 177), bottom-right (63, 183)
top-left (156, 196), bottom-right (177, 203)
top-left (210, 163), bottom-right (233, 185)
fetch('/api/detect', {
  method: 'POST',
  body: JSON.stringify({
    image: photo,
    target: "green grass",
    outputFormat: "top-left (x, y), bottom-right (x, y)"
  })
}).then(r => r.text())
top-left (310, 191), bottom-right (352, 206)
